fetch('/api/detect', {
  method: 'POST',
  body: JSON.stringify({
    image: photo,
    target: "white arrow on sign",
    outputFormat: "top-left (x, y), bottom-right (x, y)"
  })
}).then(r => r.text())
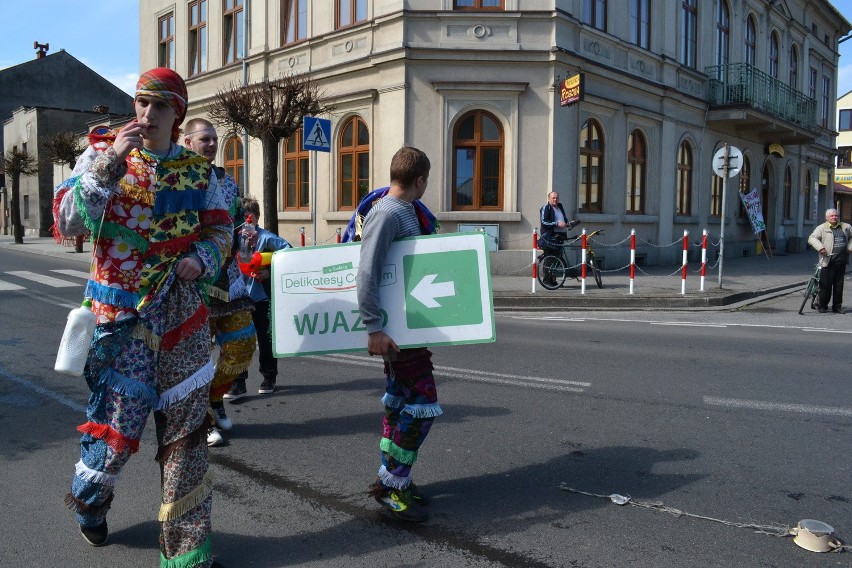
top-left (410, 274), bottom-right (456, 308)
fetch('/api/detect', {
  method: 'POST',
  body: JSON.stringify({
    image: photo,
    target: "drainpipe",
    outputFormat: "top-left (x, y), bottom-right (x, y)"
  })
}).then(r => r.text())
top-left (241, 0), bottom-right (250, 196)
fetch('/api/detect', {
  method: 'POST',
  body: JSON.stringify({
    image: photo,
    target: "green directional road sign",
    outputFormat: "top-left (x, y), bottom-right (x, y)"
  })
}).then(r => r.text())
top-left (403, 250), bottom-right (483, 329)
top-left (271, 232), bottom-right (495, 357)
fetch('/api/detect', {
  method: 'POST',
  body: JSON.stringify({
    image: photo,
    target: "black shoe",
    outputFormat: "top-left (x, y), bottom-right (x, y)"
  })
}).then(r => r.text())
top-left (408, 482), bottom-right (430, 506)
top-left (223, 379), bottom-right (247, 401)
top-left (818, 306), bottom-right (828, 313)
top-left (833, 307), bottom-right (845, 314)
top-left (80, 521), bottom-right (108, 546)
top-left (258, 378), bottom-right (276, 394)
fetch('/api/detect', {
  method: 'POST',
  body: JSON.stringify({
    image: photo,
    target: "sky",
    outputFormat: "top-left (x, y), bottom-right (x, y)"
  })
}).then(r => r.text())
top-left (0, 0), bottom-right (849, 98)
top-left (0, 0), bottom-right (140, 95)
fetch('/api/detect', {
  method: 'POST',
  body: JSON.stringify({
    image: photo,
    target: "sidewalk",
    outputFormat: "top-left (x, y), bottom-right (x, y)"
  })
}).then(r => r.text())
top-left (0, 234), bottom-right (819, 310)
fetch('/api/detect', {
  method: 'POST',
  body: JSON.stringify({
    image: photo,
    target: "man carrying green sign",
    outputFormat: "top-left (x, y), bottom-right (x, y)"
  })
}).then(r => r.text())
top-left (358, 147), bottom-right (438, 523)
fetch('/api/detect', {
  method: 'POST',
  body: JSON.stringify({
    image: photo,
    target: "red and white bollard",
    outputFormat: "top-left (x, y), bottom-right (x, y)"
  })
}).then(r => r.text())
top-left (580, 229), bottom-right (587, 295)
top-left (532, 229), bottom-right (538, 293)
top-left (681, 230), bottom-right (689, 295)
top-left (629, 229), bottom-right (636, 295)
top-left (700, 229), bottom-right (707, 292)
top-left (299, 227), bottom-right (306, 247)
top-left (336, 228), bottom-right (342, 243)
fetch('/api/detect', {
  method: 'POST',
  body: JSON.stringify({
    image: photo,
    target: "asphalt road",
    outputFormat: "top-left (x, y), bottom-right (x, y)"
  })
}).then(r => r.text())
top-left (1, 246), bottom-right (850, 568)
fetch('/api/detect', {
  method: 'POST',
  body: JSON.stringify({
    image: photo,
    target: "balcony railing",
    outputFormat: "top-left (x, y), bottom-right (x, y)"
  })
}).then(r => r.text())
top-left (705, 63), bottom-right (817, 131)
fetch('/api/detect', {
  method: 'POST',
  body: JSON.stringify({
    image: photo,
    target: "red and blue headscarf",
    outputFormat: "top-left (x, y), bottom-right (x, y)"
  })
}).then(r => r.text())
top-left (135, 68), bottom-right (188, 142)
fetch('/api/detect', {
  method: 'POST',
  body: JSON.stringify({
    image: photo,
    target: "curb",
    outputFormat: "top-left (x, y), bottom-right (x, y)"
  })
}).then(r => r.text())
top-left (492, 281), bottom-right (806, 311)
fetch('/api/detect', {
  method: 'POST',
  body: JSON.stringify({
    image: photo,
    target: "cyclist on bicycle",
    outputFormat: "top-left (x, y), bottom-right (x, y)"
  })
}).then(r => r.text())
top-left (539, 192), bottom-right (579, 286)
top-left (539, 191), bottom-right (579, 253)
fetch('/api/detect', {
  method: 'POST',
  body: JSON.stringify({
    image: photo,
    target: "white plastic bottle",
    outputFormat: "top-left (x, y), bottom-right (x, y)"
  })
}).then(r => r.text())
top-left (239, 214), bottom-right (256, 263)
top-left (54, 299), bottom-right (97, 376)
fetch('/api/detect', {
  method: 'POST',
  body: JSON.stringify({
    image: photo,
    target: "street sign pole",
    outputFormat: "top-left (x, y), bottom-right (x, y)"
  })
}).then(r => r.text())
top-left (312, 150), bottom-right (317, 246)
top-left (719, 144), bottom-right (728, 288)
top-left (712, 143), bottom-right (742, 290)
top-left (302, 116), bottom-right (332, 247)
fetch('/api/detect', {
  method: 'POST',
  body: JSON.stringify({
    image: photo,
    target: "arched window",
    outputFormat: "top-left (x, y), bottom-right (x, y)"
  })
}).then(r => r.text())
top-left (452, 110), bottom-right (504, 210)
top-left (337, 116), bottom-right (370, 210)
top-left (579, 119), bottom-right (604, 213)
top-left (626, 130), bottom-right (646, 214)
top-left (715, 1), bottom-right (729, 68)
top-left (804, 170), bottom-right (813, 222)
top-left (745, 16), bottom-right (756, 67)
top-left (789, 44), bottom-right (799, 89)
top-left (676, 141), bottom-right (692, 215)
top-left (738, 155), bottom-right (751, 218)
top-left (282, 128), bottom-right (309, 210)
top-left (224, 137), bottom-right (244, 191)
top-left (784, 165), bottom-right (793, 219)
top-left (680, 0), bottom-right (697, 68)
top-left (769, 32), bottom-right (779, 78)
top-left (711, 172), bottom-right (723, 217)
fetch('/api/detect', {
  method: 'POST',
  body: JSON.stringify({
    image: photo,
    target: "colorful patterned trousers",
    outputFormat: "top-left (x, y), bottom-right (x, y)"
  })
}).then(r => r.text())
top-left (208, 309), bottom-right (256, 405)
top-left (66, 279), bottom-right (216, 568)
top-left (377, 348), bottom-right (443, 489)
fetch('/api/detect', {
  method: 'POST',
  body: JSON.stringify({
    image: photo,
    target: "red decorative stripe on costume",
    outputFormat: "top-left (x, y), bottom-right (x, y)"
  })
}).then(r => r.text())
top-left (52, 187), bottom-right (72, 243)
top-left (146, 233), bottom-right (199, 257)
top-left (77, 421), bottom-right (140, 454)
top-left (200, 209), bottom-right (232, 227)
top-left (160, 303), bottom-right (209, 351)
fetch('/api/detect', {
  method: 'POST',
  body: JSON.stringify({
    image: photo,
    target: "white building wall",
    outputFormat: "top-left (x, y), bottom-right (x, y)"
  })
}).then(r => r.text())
top-left (137, 0), bottom-right (849, 267)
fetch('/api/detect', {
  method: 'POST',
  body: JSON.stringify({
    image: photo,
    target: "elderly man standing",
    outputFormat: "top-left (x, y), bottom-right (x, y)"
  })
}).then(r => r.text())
top-left (808, 208), bottom-right (852, 314)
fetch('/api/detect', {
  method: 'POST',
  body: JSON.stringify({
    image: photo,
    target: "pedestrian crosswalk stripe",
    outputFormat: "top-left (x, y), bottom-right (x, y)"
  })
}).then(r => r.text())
top-left (0, 280), bottom-right (25, 291)
top-left (51, 269), bottom-right (91, 279)
top-left (3, 270), bottom-right (81, 288)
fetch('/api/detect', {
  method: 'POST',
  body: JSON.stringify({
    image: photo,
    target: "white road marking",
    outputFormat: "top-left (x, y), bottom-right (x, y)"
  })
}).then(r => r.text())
top-left (51, 269), bottom-right (91, 279)
top-left (311, 353), bottom-right (590, 393)
top-left (0, 279), bottom-right (25, 291)
top-left (4, 270), bottom-right (80, 288)
top-left (801, 328), bottom-right (852, 334)
top-left (0, 367), bottom-right (86, 413)
top-left (704, 396), bottom-right (852, 418)
top-left (651, 322), bottom-right (728, 328)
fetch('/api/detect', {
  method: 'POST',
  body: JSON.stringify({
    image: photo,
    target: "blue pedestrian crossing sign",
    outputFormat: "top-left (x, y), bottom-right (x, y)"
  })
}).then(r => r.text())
top-left (303, 116), bottom-right (331, 152)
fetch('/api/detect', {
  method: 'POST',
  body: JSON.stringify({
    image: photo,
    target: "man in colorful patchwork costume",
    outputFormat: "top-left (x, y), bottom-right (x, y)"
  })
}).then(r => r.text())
top-left (54, 68), bottom-right (232, 567)
top-left (358, 147), bottom-right (439, 523)
top-left (182, 117), bottom-right (256, 447)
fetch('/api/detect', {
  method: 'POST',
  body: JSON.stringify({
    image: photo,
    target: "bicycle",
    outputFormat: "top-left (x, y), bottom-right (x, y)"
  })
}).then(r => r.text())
top-left (537, 229), bottom-right (604, 290)
top-left (798, 265), bottom-right (821, 315)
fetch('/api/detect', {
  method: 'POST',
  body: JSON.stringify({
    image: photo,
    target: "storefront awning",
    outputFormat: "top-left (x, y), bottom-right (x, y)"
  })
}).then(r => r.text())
top-left (835, 182), bottom-right (852, 194)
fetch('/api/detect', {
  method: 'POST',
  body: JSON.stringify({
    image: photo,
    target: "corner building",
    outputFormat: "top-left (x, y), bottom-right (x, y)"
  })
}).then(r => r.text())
top-left (139, 0), bottom-right (850, 268)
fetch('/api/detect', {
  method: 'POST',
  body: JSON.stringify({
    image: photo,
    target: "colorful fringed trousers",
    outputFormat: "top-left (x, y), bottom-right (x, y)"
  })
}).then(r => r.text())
top-left (377, 348), bottom-right (442, 490)
top-left (66, 279), bottom-right (216, 568)
top-left (208, 309), bottom-right (256, 405)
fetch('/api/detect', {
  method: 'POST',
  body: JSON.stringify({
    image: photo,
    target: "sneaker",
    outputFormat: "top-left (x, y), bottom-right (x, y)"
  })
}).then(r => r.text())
top-left (207, 428), bottom-right (224, 447)
top-left (258, 378), bottom-right (276, 394)
top-left (80, 521), bottom-right (108, 546)
top-left (223, 379), bottom-right (247, 401)
top-left (374, 485), bottom-right (429, 522)
top-left (211, 404), bottom-right (232, 430)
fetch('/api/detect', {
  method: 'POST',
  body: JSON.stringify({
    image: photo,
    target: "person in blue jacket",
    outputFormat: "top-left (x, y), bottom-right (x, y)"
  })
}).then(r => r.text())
top-left (224, 196), bottom-right (291, 399)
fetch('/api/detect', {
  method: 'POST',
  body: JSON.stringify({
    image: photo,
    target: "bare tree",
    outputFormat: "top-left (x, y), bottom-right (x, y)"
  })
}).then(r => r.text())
top-left (43, 131), bottom-right (86, 169)
top-left (208, 73), bottom-right (334, 234)
top-left (42, 131), bottom-right (88, 250)
top-left (0, 149), bottom-right (40, 244)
